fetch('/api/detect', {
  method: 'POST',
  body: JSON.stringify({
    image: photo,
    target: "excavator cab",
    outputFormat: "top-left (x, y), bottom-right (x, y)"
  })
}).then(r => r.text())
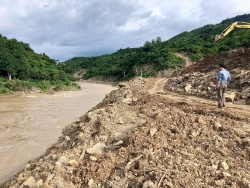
top-left (214, 21), bottom-right (250, 42)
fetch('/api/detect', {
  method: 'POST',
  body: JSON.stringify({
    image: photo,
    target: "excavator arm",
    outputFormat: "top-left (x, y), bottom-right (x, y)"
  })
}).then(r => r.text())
top-left (214, 21), bottom-right (250, 42)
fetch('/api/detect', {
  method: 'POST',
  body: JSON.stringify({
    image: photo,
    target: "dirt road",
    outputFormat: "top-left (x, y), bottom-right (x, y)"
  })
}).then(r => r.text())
top-left (149, 77), bottom-right (250, 118)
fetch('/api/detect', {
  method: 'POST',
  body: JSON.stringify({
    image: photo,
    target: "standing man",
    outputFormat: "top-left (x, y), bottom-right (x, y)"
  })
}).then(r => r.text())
top-left (216, 63), bottom-right (231, 109)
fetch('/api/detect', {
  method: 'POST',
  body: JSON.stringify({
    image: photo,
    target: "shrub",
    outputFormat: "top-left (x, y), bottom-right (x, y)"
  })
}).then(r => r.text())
top-left (0, 88), bottom-right (10, 94)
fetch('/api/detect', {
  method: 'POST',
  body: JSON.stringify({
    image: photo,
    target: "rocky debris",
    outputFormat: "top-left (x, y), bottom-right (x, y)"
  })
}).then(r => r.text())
top-left (86, 143), bottom-right (106, 155)
top-left (122, 77), bottom-right (148, 89)
top-left (181, 47), bottom-right (250, 75)
top-left (165, 68), bottom-right (250, 104)
top-left (20, 176), bottom-right (43, 188)
top-left (220, 161), bottom-right (229, 171)
top-left (56, 156), bottom-right (69, 166)
top-left (118, 82), bottom-right (130, 88)
top-left (68, 160), bottom-right (79, 168)
top-left (170, 46), bottom-right (250, 104)
top-left (1, 76), bottom-right (250, 188)
top-left (2, 46), bottom-right (250, 187)
top-left (142, 180), bottom-right (156, 188)
top-left (225, 92), bottom-right (236, 102)
top-left (172, 47), bottom-right (250, 104)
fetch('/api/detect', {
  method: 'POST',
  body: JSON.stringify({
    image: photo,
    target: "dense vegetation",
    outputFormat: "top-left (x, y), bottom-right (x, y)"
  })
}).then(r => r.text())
top-left (62, 37), bottom-right (184, 81)
top-left (63, 13), bottom-right (250, 81)
top-left (165, 14), bottom-right (250, 60)
top-left (62, 39), bottom-right (183, 80)
top-left (0, 35), bottom-right (79, 94)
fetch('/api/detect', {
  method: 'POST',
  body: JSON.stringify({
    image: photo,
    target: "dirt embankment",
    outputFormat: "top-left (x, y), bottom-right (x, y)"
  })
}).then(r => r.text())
top-left (2, 47), bottom-right (250, 188)
top-left (1, 74), bottom-right (250, 188)
top-left (180, 47), bottom-right (248, 75)
top-left (175, 52), bottom-right (195, 68)
top-left (166, 47), bottom-right (250, 105)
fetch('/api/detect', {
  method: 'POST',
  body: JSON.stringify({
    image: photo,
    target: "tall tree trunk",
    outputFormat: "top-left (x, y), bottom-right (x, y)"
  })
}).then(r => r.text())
top-left (7, 71), bottom-right (12, 80)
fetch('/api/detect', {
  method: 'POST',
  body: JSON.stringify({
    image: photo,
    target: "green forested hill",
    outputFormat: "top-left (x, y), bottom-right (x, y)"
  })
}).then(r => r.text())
top-left (0, 35), bottom-right (78, 94)
top-left (63, 13), bottom-right (250, 81)
top-left (165, 14), bottom-right (250, 60)
top-left (62, 44), bottom-right (183, 80)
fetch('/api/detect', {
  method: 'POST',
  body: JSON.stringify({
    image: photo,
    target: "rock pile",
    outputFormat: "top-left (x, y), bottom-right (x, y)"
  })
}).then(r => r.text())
top-left (180, 47), bottom-right (250, 75)
top-left (165, 68), bottom-right (250, 104)
top-left (164, 47), bottom-right (250, 104)
top-left (2, 77), bottom-right (250, 188)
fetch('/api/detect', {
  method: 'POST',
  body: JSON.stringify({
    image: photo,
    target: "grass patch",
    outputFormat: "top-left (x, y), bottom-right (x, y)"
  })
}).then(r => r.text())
top-left (0, 78), bottom-right (80, 95)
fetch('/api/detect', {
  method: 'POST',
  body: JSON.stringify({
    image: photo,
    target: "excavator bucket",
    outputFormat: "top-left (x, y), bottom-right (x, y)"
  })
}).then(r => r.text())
top-left (214, 34), bottom-right (223, 42)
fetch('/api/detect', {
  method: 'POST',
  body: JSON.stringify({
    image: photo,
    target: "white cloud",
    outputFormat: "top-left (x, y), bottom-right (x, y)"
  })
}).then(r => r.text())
top-left (0, 0), bottom-right (250, 61)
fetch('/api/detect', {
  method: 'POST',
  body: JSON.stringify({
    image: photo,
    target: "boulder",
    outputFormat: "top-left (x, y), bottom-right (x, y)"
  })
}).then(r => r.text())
top-left (184, 84), bottom-right (192, 92)
top-left (142, 180), bottom-right (156, 188)
top-left (56, 156), bottom-right (69, 166)
top-left (68, 160), bottom-right (79, 168)
top-left (241, 87), bottom-right (250, 100)
top-left (239, 79), bottom-right (250, 87)
top-left (220, 161), bottom-right (229, 170)
top-left (118, 83), bottom-right (130, 88)
top-left (20, 176), bottom-right (40, 188)
top-left (86, 143), bottom-right (106, 155)
top-left (225, 91), bottom-right (236, 102)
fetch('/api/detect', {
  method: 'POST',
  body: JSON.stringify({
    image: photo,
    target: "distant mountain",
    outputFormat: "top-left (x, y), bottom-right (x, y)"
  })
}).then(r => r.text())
top-left (63, 13), bottom-right (250, 81)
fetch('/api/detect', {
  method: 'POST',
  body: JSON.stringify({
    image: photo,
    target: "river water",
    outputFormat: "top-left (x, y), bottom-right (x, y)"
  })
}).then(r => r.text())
top-left (0, 82), bottom-right (116, 184)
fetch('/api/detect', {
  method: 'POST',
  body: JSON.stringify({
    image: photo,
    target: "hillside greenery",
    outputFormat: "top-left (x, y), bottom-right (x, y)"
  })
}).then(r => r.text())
top-left (165, 14), bottom-right (250, 60)
top-left (63, 13), bottom-right (250, 81)
top-left (62, 37), bottom-right (184, 81)
top-left (1, 13), bottom-right (250, 92)
top-left (0, 35), bottom-right (79, 94)
top-left (62, 41), bottom-right (184, 80)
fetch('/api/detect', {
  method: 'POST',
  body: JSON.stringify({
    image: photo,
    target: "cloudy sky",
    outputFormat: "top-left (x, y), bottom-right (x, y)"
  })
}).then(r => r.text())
top-left (0, 0), bottom-right (250, 62)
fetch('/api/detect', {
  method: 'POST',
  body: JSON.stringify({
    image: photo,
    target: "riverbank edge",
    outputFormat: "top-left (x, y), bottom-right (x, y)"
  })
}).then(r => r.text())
top-left (0, 81), bottom-right (118, 186)
top-left (0, 79), bottom-right (123, 187)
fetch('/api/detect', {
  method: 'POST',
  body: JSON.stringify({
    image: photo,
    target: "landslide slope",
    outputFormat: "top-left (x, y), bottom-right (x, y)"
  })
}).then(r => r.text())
top-left (1, 74), bottom-right (250, 188)
top-left (167, 46), bottom-right (250, 105)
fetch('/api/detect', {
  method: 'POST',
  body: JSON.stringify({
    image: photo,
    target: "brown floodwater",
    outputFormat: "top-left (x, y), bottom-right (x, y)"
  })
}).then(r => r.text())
top-left (0, 82), bottom-right (116, 184)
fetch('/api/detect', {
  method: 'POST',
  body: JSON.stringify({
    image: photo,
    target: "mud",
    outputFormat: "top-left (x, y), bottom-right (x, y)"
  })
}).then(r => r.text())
top-left (0, 82), bottom-right (115, 185)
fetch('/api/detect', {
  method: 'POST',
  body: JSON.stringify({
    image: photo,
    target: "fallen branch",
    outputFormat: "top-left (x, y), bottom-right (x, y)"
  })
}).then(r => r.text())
top-left (125, 154), bottom-right (143, 176)
top-left (157, 173), bottom-right (166, 187)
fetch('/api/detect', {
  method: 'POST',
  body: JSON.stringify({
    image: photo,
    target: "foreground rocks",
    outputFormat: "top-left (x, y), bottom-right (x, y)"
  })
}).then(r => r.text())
top-left (1, 76), bottom-right (250, 188)
top-left (173, 46), bottom-right (250, 104)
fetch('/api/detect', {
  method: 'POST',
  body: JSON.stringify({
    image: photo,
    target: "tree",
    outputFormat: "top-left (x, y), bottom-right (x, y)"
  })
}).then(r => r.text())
top-left (143, 41), bottom-right (153, 51)
top-left (156, 36), bottom-right (162, 44)
top-left (0, 45), bottom-right (18, 80)
top-left (151, 39), bottom-right (156, 44)
top-left (0, 39), bottom-right (27, 80)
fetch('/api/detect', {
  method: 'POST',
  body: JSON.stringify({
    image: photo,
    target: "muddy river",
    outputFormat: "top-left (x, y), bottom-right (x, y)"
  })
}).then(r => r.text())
top-left (0, 82), bottom-right (116, 184)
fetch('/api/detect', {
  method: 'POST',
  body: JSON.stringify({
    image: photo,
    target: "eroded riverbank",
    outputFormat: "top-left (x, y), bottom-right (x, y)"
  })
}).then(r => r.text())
top-left (2, 77), bottom-right (250, 188)
top-left (0, 82), bottom-right (116, 184)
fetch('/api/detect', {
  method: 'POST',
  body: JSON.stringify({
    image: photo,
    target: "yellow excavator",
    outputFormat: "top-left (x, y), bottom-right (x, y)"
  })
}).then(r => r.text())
top-left (214, 21), bottom-right (250, 42)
